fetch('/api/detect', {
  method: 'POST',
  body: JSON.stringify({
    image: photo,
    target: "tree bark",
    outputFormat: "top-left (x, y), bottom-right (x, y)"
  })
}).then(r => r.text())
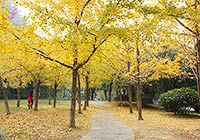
top-left (136, 46), bottom-right (143, 120)
top-left (34, 80), bottom-right (40, 111)
top-left (83, 75), bottom-right (89, 110)
top-left (91, 88), bottom-right (95, 100)
top-left (53, 81), bottom-right (58, 108)
top-left (127, 61), bottom-right (133, 113)
top-left (196, 39), bottom-right (200, 97)
top-left (17, 81), bottom-right (22, 107)
top-left (0, 77), bottom-right (10, 115)
top-left (77, 74), bottom-right (82, 114)
top-left (116, 89), bottom-right (119, 96)
top-left (17, 87), bottom-right (20, 107)
top-left (119, 89), bottom-right (123, 107)
top-left (108, 80), bottom-right (113, 102)
top-left (70, 69), bottom-right (78, 128)
top-left (48, 87), bottom-right (51, 105)
top-left (104, 90), bottom-right (108, 100)
top-left (3, 91), bottom-right (10, 115)
top-left (86, 78), bottom-right (89, 107)
top-left (128, 83), bottom-right (133, 113)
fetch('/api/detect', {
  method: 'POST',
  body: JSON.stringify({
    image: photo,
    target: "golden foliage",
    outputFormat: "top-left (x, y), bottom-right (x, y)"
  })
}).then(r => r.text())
top-left (114, 105), bottom-right (200, 140)
top-left (0, 100), bottom-right (99, 140)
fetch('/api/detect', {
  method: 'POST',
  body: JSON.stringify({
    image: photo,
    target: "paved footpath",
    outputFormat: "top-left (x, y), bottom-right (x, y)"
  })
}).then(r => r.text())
top-left (81, 101), bottom-right (135, 140)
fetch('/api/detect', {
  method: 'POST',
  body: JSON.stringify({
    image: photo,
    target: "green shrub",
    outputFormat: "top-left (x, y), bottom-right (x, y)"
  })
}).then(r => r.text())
top-left (159, 88), bottom-right (199, 114)
top-left (194, 101), bottom-right (200, 113)
top-left (114, 94), bottom-right (129, 102)
top-left (142, 95), bottom-right (153, 108)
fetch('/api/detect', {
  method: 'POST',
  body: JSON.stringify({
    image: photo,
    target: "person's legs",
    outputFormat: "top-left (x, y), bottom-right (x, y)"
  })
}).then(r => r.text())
top-left (28, 102), bottom-right (30, 109)
top-left (31, 101), bottom-right (33, 109)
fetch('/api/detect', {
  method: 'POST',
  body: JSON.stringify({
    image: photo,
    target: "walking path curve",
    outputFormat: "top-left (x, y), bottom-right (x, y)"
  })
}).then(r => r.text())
top-left (81, 101), bottom-right (135, 140)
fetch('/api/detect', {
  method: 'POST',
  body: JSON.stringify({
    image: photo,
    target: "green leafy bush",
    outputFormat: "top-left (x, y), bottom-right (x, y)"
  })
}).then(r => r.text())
top-left (114, 94), bottom-right (129, 102)
top-left (159, 88), bottom-right (199, 114)
top-left (194, 101), bottom-right (200, 113)
top-left (142, 95), bottom-right (153, 108)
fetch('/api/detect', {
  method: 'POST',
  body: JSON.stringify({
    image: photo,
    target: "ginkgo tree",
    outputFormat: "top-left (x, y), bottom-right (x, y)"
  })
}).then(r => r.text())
top-left (79, 49), bottom-right (115, 110)
top-left (2, 0), bottom-right (196, 126)
top-left (0, 3), bottom-right (25, 114)
top-left (139, 0), bottom-right (200, 96)
top-left (95, 1), bottom-right (186, 120)
top-left (44, 65), bottom-right (71, 108)
top-left (13, 0), bottom-right (127, 127)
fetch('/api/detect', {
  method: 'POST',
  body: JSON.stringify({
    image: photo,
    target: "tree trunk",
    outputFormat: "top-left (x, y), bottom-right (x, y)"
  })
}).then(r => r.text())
top-left (34, 80), bottom-right (40, 111)
top-left (128, 83), bottom-right (133, 113)
top-left (132, 85), bottom-right (136, 102)
top-left (119, 89), bottom-right (123, 107)
top-left (70, 69), bottom-right (78, 128)
top-left (0, 77), bottom-right (10, 115)
top-left (87, 92), bottom-right (89, 107)
top-left (77, 74), bottom-right (82, 114)
top-left (196, 39), bottom-right (200, 97)
top-left (116, 89), bottom-right (119, 96)
top-left (84, 75), bottom-right (89, 110)
top-left (3, 91), bottom-right (10, 115)
top-left (48, 87), bottom-right (51, 105)
top-left (17, 87), bottom-right (20, 107)
top-left (91, 88), bottom-right (95, 100)
top-left (108, 80), bottom-right (113, 102)
top-left (123, 89), bottom-right (126, 95)
top-left (136, 46), bottom-right (143, 120)
top-left (86, 79), bottom-right (89, 107)
top-left (53, 81), bottom-right (58, 108)
top-left (17, 81), bottom-right (22, 107)
top-left (104, 90), bottom-right (108, 100)
top-left (127, 61), bottom-right (133, 113)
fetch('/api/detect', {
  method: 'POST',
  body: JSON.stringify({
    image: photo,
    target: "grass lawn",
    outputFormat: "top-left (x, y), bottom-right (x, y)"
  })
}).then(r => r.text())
top-left (113, 104), bottom-right (200, 140)
top-left (0, 99), bottom-right (98, 140)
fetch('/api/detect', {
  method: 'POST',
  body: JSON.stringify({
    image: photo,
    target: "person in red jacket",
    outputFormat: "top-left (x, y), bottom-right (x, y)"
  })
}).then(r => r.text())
top-left (28, 91), bottom-right (33, 109)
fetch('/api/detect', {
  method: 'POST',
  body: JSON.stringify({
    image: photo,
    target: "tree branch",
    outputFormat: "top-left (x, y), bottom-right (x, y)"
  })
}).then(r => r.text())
top-left (2, 68), bottom-right (19, 76)
top-left (175, 18), bottom-right (197, 36)
top-left (1, 26), bottom-right (22, 40)
top-left (75, 0), bottom-right (91, 26)
top-left (32, 48), bottom-right (73, 69)
top-left (16, 61), bottom-right (36, 80)
top-left (77, 46), bottom-right (98, 69)
top-left (77, 35), bottom-right (111, 69)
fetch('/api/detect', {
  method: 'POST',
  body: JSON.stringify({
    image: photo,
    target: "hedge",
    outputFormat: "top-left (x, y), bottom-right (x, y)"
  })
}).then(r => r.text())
top-left (159, 88), bottom-right (199, 114)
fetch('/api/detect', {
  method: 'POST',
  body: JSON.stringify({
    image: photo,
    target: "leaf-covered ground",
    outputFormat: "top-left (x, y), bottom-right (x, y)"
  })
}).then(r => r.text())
top-left (113, 104), bottom-right (200, 140)
top-left (0, 100), bottom-right (99, 140)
